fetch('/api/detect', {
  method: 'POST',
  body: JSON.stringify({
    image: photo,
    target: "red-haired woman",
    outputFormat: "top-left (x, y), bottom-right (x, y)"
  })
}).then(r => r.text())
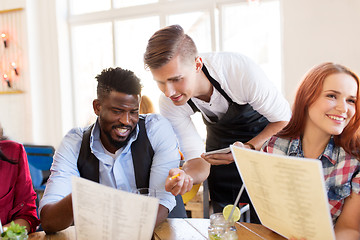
top-left (0, 140), bottom-right (40, 233)
top-left (262, 62), bottom-right (360, 240)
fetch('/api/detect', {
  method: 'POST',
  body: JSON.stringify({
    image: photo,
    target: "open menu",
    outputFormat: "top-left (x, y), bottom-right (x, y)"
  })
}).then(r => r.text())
top-left (231, 145), bottom-right (335, 240)
top-left (71, 177), bottom-right (159, 240)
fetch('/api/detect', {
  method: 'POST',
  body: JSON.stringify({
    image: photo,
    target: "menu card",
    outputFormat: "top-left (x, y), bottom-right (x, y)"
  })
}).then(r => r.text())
top-left (231, 146), bottom-right (335, 240)
top-left (72, 177), bottom-right (159, 240)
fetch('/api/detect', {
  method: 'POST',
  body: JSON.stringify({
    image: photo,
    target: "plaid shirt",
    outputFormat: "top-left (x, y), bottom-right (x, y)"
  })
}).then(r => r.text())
top-left (262, 136), bottom-right (360, 224)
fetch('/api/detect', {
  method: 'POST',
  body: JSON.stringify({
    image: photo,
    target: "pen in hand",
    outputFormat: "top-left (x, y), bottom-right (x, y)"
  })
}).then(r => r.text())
top-left (169, 173), bottom-right (180, 181)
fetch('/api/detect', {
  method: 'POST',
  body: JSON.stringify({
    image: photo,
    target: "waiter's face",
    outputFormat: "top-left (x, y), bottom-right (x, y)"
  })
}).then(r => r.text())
top-left (150, 55), bottom-right (201, 106)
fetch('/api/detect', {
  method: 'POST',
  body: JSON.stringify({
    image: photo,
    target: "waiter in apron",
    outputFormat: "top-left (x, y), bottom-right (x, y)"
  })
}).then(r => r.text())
top-left (144, 25), bottom-right (291, 223)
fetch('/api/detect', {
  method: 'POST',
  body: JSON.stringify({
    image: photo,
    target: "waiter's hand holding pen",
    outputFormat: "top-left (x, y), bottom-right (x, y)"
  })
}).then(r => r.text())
top-left (165, 168), bottom-right (194, 196)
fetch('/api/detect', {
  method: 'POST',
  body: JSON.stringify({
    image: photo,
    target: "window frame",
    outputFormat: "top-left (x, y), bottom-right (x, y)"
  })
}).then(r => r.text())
top-left (65, 0), bottom-right (280, 128)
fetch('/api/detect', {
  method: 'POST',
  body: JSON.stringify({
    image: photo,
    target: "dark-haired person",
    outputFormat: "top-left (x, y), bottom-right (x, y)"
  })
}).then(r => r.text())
top-left (144, 24), bottom-right (291, 222)
top-left (39, 67), bottom-right (181, 233)
top-left (0, 140), bottom-right (40, 233)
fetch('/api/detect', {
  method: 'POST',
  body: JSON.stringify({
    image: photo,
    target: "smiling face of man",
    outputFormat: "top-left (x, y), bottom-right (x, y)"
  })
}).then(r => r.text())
top-left (93, 90), bottom-right (140, 153)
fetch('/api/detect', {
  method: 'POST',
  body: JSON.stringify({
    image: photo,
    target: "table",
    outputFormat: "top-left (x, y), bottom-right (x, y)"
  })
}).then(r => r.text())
top-left (235, 222), bottom-right (286, 240)
top-left (153, 219), bottom-right (286, 240)
top-left (28, 226), bottom-right (76, 240)
top-left (154, 218), bottom-right (209, 239)
top-left (28, 218), bottom-right (286, 240)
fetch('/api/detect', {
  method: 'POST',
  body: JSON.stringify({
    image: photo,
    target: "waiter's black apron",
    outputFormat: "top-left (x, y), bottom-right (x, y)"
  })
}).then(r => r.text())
top-left (188, 65), bottom-right (269, 223)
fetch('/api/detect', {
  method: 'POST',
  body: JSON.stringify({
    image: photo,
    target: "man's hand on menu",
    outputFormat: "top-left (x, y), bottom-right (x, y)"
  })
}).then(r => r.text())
top-left (165, 168), bottom-right (193, 196)
top-left (40, 193), bottom-right (74, 234)
top-left (201, 141), bottom-right (254, 165)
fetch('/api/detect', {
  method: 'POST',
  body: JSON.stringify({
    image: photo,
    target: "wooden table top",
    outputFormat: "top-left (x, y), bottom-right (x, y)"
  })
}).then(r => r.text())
top-left (154, 218), bottom-right (209, 239)
top-left (154, 219), bottom-right (287, 240)
top-left (236, 222), bottom-right (286, 240)
top-left (28, 226), bottom-right (76, 240)
top-left (28, 218), bottom-right (286, 240)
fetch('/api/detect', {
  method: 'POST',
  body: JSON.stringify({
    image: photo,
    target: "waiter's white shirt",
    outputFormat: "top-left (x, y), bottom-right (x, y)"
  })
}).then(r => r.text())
top-left (159, 52), bottom-right (291, 161)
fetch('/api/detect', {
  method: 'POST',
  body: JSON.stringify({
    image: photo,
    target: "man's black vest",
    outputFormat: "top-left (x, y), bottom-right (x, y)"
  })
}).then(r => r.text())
top-left (77, 115), bottom-right (154, 189)
top-left (77, 115), bottom-right (187, 218)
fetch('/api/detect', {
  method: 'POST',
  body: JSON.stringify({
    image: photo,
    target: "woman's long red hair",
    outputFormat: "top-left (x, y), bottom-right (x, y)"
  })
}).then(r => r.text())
top-left (277, 62), bottom-right (360, 159)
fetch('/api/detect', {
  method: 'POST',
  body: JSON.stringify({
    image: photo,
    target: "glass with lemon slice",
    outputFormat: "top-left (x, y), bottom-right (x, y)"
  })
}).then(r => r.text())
top-left (208, 205), bottom-right (240, 240)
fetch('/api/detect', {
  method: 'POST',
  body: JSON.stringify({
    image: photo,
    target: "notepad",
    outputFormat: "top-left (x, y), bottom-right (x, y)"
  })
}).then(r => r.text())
top-left (231, 145), bottom-right (335, 240)
top-left (71, 177), bottom-right (159, 240)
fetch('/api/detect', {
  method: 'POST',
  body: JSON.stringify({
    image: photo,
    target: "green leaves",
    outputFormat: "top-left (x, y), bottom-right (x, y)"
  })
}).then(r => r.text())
top-left (1, 221), bottom-right (28, 240)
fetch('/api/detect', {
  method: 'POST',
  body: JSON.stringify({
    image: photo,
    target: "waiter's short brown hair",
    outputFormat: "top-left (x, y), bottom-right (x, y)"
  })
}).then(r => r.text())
top-left (144, 25), bottom-right (198, 69)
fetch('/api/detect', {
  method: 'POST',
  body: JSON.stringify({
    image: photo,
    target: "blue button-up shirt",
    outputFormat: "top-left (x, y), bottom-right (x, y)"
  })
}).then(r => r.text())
top-left (39, 114), bottom-right (180, 213)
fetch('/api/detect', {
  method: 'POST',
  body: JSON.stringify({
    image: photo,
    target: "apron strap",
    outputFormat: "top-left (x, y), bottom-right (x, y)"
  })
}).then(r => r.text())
top-left (202, 64), bottom-right (234, 103)
top-left (187, 64), bottom-right (234, 113)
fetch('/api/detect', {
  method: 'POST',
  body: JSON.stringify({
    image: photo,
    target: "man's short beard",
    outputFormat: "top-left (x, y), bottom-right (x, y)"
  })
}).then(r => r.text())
top-left (104, 129), bottom-right (134, 150)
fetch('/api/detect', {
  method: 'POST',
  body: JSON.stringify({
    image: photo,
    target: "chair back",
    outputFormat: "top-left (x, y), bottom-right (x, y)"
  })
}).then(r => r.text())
top-left (24, 144), bottom-right (55, 170)
top-left (24, 144), bottom-right (55, 190)
top-left (23, 144), bottom-right (55, 217)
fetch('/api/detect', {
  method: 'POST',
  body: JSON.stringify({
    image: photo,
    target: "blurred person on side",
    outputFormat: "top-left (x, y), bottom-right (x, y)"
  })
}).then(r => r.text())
top-left (0, 123), bottom-right (40, 233)
top-left (140, 95), bottom-right (155, 114)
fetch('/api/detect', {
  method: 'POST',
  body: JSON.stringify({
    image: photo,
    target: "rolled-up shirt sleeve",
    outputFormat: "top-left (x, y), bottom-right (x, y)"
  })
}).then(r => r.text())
top-left (146, 114), bottom-right (181, 212)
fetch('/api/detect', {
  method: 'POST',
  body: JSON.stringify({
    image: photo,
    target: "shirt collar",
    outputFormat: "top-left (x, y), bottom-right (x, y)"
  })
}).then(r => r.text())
top-left (321, 137), bottom-right (337, 165)
top-left (287, 136), bottom-right (303, 157)
top-left (288, 136), bottom-right (337, 165)
top-left (90, 119), bottom-right (140, 155)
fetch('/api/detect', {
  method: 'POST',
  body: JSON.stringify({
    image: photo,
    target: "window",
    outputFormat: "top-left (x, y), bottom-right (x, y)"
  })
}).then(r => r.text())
top-left (168, 11), bottom-right (212, 53)
top-left (114, 16), bottom-right (160, 107)
top-left (113, 0), bottom-right (157, 8)
top-left (70, 0), bottom-right (111, 15)
top-left (71, 22), bottom-right (113, 125)
top-left (221, 1), bottom-right (281, 90)
top-left (67, 0), bottom-right (281, 140)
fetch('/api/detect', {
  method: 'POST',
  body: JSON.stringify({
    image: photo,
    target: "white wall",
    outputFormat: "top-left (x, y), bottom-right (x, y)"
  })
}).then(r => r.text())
top-left (0, 0), bottom-right (64, 148)
top-left (0, 0), bottom-right (32, 143)
top-left (1, 0), bottom-right (360, 147)
top-left (26, 0), bottom-right (63, 147)
top-left (281, 0), bottom-right (360, 104)
top-left (0, 0), bottom-right (25, 10)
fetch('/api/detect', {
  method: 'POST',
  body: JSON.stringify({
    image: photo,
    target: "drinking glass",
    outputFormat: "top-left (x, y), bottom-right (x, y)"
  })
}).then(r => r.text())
top-left (208, 213), bottom-right (238, 240)
top-left (132, 188), bottom-right (156, 197)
